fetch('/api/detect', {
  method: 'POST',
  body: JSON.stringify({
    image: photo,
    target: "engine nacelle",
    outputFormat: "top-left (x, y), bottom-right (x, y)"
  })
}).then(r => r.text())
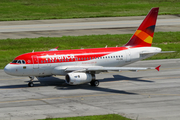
top-left (65, 73), bottom-right (93, 85)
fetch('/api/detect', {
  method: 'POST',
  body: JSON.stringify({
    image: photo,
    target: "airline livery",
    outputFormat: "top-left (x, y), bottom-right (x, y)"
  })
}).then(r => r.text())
top-left (4, 7), bottom-right (162, 87)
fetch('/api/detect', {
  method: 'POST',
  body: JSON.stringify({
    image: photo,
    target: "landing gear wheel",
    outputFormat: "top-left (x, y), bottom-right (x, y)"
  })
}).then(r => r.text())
top-left (28, 76), bottom-right (34, 87)
top-left (90, 80), bottom-right (99, 87)
top-left (28, 82), bottom-right (34, 87)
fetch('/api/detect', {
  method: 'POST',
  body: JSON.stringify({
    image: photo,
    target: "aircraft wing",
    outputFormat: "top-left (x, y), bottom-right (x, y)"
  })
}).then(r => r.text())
top-left (65, 65), bottom-right (161, 72)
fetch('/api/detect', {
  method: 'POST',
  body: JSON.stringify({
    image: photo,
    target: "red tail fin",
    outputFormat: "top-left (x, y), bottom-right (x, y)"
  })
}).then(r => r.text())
top-left (124, 7), bottom-right (159, 47)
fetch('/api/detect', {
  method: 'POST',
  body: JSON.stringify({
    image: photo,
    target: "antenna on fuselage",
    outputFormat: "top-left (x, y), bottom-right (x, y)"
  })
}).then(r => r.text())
top-left (32, 50), bottom-right (34, 53)
top-left (105, 45), bottom-right (107, 48)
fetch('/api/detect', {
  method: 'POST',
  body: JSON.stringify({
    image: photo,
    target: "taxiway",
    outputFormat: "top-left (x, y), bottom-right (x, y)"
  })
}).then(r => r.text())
top-left (0, 59), bottom-right (180, 120)
top-left (0, 15), bottom-right (180, 39)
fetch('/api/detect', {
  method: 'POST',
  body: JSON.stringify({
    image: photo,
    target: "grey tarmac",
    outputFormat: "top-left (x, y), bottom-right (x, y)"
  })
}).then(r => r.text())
top-left (0, 15), bottom-right (180, 39)
top-left (0, 59), bottom-right (180, 120)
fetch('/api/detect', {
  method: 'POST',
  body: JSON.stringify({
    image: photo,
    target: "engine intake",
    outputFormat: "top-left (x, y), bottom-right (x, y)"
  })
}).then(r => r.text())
top-left (65, 73), bottom-right (93, 85)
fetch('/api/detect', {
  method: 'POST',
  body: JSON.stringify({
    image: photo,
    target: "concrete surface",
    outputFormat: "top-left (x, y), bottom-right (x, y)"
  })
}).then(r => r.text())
top-left (0, 59), bottom-right (180, 120)
top-left (0, 15), bottom-right (180, 39)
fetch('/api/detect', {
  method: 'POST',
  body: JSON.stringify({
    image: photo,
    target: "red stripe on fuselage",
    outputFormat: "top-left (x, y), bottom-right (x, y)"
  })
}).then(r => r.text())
top-left (11, 47), bottom-right (129, 65)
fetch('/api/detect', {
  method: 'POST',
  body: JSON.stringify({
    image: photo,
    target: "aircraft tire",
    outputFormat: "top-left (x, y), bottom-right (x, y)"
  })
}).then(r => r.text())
top-left (28, 82), bottom-right (34, 87)
top-left (90, 80), bottom-right (99, 87)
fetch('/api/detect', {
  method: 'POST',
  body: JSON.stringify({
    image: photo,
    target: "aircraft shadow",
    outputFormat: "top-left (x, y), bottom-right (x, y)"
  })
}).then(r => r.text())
top-left (55, 84), bottom-right (137, 95)
top-left (0, 77), bottom-right (65, 89)
top-left (54, 74), bottom-right (153, 95)
top-left (0, 81), bottom-right (42, 89)
top-left (99, 75), bottom-right (154, 83)
top-left (0, 75), bottom-right (153, 95)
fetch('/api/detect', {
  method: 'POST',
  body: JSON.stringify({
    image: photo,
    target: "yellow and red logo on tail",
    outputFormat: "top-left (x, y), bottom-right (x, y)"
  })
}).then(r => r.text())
top-left (124, 7), bottom-right (159, 47)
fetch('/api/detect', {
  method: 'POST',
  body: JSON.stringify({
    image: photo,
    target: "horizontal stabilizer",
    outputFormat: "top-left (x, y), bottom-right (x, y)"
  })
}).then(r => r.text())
top-left (160, 51), bottom-right (176, 53)
top-left (140, 51), bottom-right (175, 55)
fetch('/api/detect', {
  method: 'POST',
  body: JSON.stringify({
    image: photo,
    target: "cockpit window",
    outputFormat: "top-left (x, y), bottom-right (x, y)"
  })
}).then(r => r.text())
top-left (11, 60), bottom-right (26, 64)
top-left (12, 60), bottom-right (18, 63)
top-left (18, 60), bottom-right (21, 64)
top-left (22, 60), bottom-right (25, 64)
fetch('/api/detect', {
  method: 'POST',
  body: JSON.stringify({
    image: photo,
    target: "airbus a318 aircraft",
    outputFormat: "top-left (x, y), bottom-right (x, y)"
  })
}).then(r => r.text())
top-left (5, 7), bottom-right (162, 87)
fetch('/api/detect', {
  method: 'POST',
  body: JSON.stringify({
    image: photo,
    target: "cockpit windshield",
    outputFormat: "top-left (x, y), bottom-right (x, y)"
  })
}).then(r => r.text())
top-left (12, 60), bottom-right (18, 63)
top-left (11, 60), bottom-right (26, 64)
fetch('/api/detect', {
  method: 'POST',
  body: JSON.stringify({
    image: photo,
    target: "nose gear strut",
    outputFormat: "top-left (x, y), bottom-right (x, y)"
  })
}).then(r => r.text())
top-left (28, 76), bottom-right (34, 87)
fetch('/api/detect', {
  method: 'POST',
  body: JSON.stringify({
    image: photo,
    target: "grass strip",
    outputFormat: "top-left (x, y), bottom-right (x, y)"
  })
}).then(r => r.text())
top-left (40, 114), bottom-right (131, 120)
top-left (0, 0), bottom-right (180, 21)
top-left (1, 31), bottom-right (180, 69)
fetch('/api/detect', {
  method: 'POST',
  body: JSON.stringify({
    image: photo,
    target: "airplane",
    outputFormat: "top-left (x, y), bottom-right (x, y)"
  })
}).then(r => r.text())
top-left (4, 7), bottom-right (162, 87)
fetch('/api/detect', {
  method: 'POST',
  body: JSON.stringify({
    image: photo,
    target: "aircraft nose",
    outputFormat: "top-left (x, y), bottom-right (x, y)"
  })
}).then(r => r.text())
top-left (4, 64), bottom-right (13, 75)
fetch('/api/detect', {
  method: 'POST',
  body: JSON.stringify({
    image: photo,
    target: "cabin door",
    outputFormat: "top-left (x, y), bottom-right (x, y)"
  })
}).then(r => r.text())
top-left (32, 56), bottom-right (39, 69)
top-left (125, 50), bottom-right (131, 62)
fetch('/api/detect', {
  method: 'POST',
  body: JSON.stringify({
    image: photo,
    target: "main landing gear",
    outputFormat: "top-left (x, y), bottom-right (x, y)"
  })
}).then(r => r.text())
top-left (90, 74), bottom-right (99, 87)
top-left (28, 76), bottom-right (34, 87)
top-left (90, 80), bottom-right (99, 87)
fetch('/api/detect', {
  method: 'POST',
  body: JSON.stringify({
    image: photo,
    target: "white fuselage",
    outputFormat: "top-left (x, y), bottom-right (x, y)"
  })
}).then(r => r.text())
top-left (4, 47), bottom-right (161, 77)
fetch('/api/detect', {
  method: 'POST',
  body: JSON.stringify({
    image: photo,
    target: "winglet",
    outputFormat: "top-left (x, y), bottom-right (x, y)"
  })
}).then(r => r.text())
top-left (155, 65), bottom-right (161, 71)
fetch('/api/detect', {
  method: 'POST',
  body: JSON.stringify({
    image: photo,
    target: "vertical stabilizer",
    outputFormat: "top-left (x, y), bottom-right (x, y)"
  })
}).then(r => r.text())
top-left (124, 7), bottom-right (159, 47)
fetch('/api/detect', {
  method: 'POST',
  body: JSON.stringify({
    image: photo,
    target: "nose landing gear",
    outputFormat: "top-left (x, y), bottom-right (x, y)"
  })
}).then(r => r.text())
top-left (28, 76), bottom-right (34, 87)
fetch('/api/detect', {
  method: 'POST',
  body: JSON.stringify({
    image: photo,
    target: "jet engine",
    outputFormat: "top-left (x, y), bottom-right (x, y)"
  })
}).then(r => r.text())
top-left (65, 73), bottom-right (93, 85)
